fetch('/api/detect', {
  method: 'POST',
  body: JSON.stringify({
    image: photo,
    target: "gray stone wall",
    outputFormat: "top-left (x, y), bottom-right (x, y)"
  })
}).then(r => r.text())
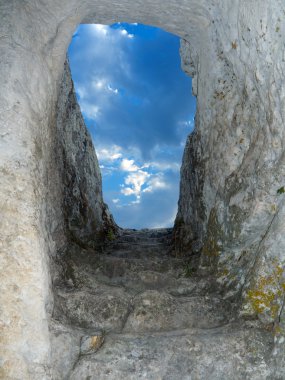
top-left (56, 59), bottom-right (117, 250)
top-left (176, 4), bottom-right (285, 330)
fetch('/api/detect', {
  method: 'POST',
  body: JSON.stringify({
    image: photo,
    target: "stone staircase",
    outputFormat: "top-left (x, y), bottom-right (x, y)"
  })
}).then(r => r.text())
top-left (51, 229), bottom-right (275, 379)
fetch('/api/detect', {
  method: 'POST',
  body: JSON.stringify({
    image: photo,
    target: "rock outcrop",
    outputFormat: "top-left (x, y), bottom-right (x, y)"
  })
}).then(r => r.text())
top-left (1, 0), bottom-right (285, 378)
top-left (56, 59), bottom-right (117, 249)
top-left (176, 12), bottom-right (285, 331)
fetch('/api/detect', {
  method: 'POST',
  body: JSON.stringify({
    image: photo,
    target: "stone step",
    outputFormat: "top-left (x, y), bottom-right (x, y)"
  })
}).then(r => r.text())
top-left (115, 228), bottom-right (173, 243)
top-left (119, 227), bottom-right (173, 236)
top-left (123, 290), bottom-right (231, 333)
top-left (61, 249), bottom-right (208, 295)
top-left (54, 288), bottom-right (231, 334)
top-left (103, 249), bottom-right (174, 261)
top-left (106, 241), bottom-right (166, 255)
top-left (93, 269), bottom-right (196, 294)
top-left (52, 229), bottom-right (277, 380)
top-left (63, 256), bottom-right (210, 297)
top-left (115, 234), bottom-right (170, 241)
top-left (54, 287), bottom-right (132, 332)
top-left (67, 324), bottom-right (273, 380)
top-left (112, 239), bottom-right (165, 247)
top-left (67, 260), bottom-right (191, 292)
top-left (65, 249), bottom-right (186, 279)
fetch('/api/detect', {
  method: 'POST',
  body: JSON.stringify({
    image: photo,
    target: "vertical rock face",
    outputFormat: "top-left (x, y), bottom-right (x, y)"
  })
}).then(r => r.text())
top-left (176, 4), bottom-right (285, 330)
top-left (56, 60), bottom-right (117, 249)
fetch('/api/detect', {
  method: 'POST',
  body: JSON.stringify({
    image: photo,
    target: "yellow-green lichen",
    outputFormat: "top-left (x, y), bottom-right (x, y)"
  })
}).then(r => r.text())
top-left (246, 264), bottom-right (285, 320)
top-left (218, 268), bottom-right (230, 277)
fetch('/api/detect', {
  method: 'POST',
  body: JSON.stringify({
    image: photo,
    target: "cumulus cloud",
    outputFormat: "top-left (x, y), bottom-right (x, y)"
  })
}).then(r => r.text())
top-left (89, 24), bottom-right (109, 36)
top-left (120, 29), bottom-right (134, 38)
top-left (97, 145), bottom-right (122, 161)
top-left (143, 173), bottom-right (169, 193)
top-left (147, 161), bottom-right (180, 172)
top-left (121, 170), bottom-right (150, 198)
top-left (120, 158), bottom-right (139, 172)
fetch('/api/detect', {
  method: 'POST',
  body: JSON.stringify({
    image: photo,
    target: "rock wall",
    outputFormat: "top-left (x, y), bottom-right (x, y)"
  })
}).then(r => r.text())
top-left (1, 0), bottom-right (285, 378)
top-left (175, 3), bottom-right (285, 332)
top-left (56, 59), bottom-right (116, 250)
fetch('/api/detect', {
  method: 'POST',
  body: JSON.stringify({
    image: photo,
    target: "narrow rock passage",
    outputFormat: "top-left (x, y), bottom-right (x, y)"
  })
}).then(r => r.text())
top-left (52, 229), bottom-right (274, 379)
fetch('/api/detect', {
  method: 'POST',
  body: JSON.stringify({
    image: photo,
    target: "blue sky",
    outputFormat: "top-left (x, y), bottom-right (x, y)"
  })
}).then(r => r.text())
top-left (68, 23), bottom-right (196, 229)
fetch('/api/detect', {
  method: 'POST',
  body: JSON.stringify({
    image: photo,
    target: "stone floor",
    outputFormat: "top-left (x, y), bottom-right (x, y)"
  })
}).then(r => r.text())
top-left (51, 229), bottom-right (276, 379)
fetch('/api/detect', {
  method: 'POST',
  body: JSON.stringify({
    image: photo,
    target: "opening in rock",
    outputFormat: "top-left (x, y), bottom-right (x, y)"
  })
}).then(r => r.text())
top-left (3, 2), bottom-right (284, 378)
top-left (68, 23), bottom-right (196, 229)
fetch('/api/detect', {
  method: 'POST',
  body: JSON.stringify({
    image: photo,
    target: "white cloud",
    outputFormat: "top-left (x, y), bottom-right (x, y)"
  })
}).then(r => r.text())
top-left (147, 161), bottom-right (180, 172)
top-left (97, 145), bottom-right (122, 161)
top-left (92, 79), bottom-right (105, 89)
top-left (120, 29), bottom-right (134, 38)
top-left (80, 102), bottom-right (100, 119)
top-left (91, 79), bottom-right (119, 95)
top-left (121, 170), bottom-right (150, 198)
top-left (121, 187), bottom-right (134, 196)
top-left (143, 174), bottom-right (169, 193)
top-left (107, 84), bottom-right (119, 94)
top-left (120, 158), bottom-right (139, 172)
top-left (88, 24), bottom-right (134, 40)
top-left (112, 198), bottom-right (120, 204)
top-left (89, 24), bottom-right (108, 36)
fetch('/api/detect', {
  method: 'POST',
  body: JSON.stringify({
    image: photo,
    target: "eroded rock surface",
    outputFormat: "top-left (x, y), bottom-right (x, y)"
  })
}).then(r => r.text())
top-left (176, 11), bottom-right (285, 327)
top-left (52, 229), bottom-right (277, 379)
top-left (56, 59), bottom-right (117, 249)
top-left (1, 1), bottom-right (285, 378)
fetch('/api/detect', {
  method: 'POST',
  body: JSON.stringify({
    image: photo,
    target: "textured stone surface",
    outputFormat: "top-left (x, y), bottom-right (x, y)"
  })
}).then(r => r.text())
top-left (55, 288), bottom-right (131, 331)
top-left (123, 291), bottom-right (230, 333)
top-left (53, 230), bottom-right (276, 379)
top-left (56, 60), bottom-right (117, 248)
top-left (50, 321), bottom-right (81, 380)
top-left (175, 5), bottom-right (285, 330)
top-left (1, 0), bottom-right (285, 378)
top-left (69, 328), bottom-right (274, 380)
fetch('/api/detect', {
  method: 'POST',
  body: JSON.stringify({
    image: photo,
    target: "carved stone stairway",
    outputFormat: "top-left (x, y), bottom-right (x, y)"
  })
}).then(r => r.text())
top-left (51, 229), bottom-right (274, 379)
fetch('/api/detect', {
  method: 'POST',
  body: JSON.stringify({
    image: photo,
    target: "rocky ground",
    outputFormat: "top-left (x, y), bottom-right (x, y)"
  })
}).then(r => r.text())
top-left (51, 229), bottom-right (275, 379)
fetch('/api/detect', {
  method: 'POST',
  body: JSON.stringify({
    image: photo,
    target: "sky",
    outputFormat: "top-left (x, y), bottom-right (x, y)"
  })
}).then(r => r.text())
top-left (68, 23), bottom-right (196, 229)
